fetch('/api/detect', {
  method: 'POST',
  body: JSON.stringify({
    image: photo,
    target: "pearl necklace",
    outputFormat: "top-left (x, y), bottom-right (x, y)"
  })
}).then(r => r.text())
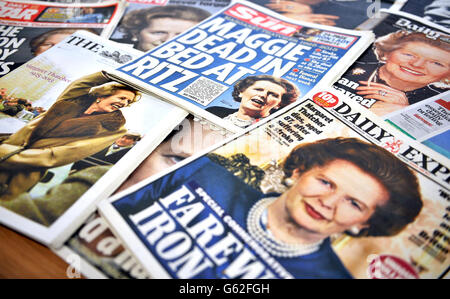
top-left (224, 112), bottom-right (254, 128)
top-left (247, 197), bottom-right (322, 258)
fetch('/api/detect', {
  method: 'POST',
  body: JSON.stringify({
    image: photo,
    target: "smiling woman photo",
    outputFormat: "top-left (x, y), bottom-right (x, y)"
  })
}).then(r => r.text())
top-left (242, 137), bottom-right (423, 277)
top-left (207, 75), bottom-right (300, 128)
top-left (120, 137), bottom-right (423, 278)
top-left (353, 31), bottom-right (450, 116)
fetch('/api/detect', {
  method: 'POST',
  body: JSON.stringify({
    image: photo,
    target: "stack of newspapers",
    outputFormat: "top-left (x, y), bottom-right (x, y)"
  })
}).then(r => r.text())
top-left (0, 0), bottom-right (448, 279)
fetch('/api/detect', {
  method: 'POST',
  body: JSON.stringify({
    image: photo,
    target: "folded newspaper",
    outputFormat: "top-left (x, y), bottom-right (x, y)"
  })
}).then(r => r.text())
top-left (106, 0), bottom-right (374, 133)
top-left (99, 87), bottom-right (450, 279)
top-left (0, 0), bottom-right (126, 77)
top-left (0, 30), bottom-right (188, 248)
top-left (54, 114), bottom-right (230, 279)
top-left (54, 212), bottom-right (151, 279)
top-left (333, 10), bottom-right (450, 158)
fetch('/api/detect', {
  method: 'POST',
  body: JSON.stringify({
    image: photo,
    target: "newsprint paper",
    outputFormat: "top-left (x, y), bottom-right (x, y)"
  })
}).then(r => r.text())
top-left (106, 0), bottom-right (374, 133)
top-left (0, 30), bottom-right (187, 248)
top-left (0, 0), bottom-right (126, 77)
top-left (99, 87), bottom-right (450, 279)
top-left (55, 115), bottom-right (229, 279)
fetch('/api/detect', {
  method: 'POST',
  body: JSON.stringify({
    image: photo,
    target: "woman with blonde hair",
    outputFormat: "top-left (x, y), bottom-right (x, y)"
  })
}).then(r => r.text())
top-left (0, 72), bottom-right (140, 199)
top-left (352, 31), bottom-right (450, 115)
top-left (114, 137), bottom-right (423, 278)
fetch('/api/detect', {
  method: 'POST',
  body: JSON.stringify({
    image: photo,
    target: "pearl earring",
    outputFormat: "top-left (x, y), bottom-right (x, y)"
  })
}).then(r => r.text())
top-left (349, 226), bottom-right (360, 235)
top-left (284, 178), bottom-right (294, 187)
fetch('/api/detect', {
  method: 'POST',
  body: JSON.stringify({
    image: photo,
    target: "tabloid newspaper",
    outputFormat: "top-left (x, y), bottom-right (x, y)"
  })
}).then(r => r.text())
top-left (99, 87), bottom-right (450, 279)
top-left (54, 114), bottom-right (230, 278)
top-left (105, 0), bottom-right (375, 133)
top-left (0, 30), bottom-right (188, 248)
top-left (109, 0), bottom-right (232, 52)
top-left (0, 0), bottom-right (126, 77)
top-left (333, 10), bottom-right (450, 158)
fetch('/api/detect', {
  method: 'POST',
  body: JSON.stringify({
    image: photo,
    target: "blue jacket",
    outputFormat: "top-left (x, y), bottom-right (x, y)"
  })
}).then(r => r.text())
top-left (114, 155), bottom-right (352, 279)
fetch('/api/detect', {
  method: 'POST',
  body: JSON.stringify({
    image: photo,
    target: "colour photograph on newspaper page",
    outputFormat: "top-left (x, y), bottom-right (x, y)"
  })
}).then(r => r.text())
top-left (0, 0), bottom-right (125, 77)
top-left (106, 0), bottom-right (374, 133)
top-left (109, 0), bottom-right (231, 52)
top-left (0, 30), bottom-right (188, 248)
top-left (54, 114), bottom-right (229, 278)
top-left (99, 87), bottom-right (450, 279)
top-left (332, 10), bottom-right (450, 158)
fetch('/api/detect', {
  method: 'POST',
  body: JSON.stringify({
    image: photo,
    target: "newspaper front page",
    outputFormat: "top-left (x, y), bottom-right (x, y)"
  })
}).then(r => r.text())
top-left (384, 91), bottom-right (449, 158)
top-left (55, 114), bottom-right (229, 278)
top-left (106, 0), bottom-right (374, 133)
top-left (99, 87), bottom-right (450, 279)
top-left (0, 30), bottom-right (187, 247)
top-left (333, 10), bottom-right (450, 158)
top-left (0, 0), bottom-right (125, 77)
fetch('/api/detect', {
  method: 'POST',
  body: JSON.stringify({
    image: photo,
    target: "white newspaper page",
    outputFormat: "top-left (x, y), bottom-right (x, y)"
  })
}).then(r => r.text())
top-left (0, 30), bottom-right (187, 248)
top-left (0, 0), bottom-right (126, 77)
top-left (55, 114), bottom-right (229, 278)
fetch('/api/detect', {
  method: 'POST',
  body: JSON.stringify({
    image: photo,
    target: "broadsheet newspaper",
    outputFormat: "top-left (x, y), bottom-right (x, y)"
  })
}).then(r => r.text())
top-left (55, 115), bottom-right (229, 279)
top-left (333, 10), bottom-right (450, 158)
top-left (106, 0), bottom-right (374, 133)
top-left (0, 30), bottom-right (187, 248)
top-left (99, 87), bottom-right (450, 279)
top-left (0, 0), bottom-right (125, 77)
